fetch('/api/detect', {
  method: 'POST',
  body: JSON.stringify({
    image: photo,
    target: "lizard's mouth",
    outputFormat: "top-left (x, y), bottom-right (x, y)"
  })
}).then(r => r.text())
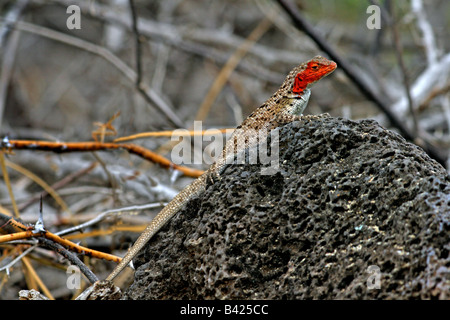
top-left (326, 61), bottom-right (337, 73)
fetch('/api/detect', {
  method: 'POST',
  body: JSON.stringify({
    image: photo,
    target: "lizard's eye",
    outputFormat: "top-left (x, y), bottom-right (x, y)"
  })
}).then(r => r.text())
top-left (311, 65), bottom-right (319, 70)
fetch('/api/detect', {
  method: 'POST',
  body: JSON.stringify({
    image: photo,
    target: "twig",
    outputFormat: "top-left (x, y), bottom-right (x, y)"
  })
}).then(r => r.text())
top-left (195, 17), bottom-right (273, 122)
top-left (274, 0), bottom-right (446, 166)
top-left (38, 237), bottom-right (98, 284)
top-left (4, 159), bottom-right (72, 215)
top-left (409, 0), bottom-right (450, 136)
top-left (152, 43), bottom-right (170, 92)
top-left (0, 230), bottom-right (31, 242)
top-left (128, 0), bottom-right (142, 87)
top-left (91, 152), bottom-right (119, 204)
top-left (21, 255), bottom-right (55, 299)
top-left (418, 82), bottom-right (450, 111)
top-left (0, 0), bottom-right (29, 46)
top-left (411, 0), bottom-right (438, 66)
top-left (0, 211), bottom-right (120, 266)
top-left (0, 0), bottom-right (28, 128)
top-left (388, 2), bottom-right (418, 135)
top-left (0, 228), bottom-right (121, 263)
top-left (56, 203), bottom-right (164, 236)
top-left (41, 231), bottom-right (121, 262)
top-left (255, 0), bottom-right (313, 49)
top-left (63, 224), bottom-right (150, 240)
top-left (0, 152), bottom-right (20, 218)
top-left (7, 139), bottom-right (204, 178)
top-left (17, 162), bottom-right (98, 212)
top-left (0, 27), bottom-right (21, 132)
top-left (114, 128), bottom-right (230, 142)
top-left (127, 0), bottom-right (188, 140)
top-left (391, 53), bottom-right (450, 115)
top-left (148, 17), bottom-right (272, 158)
top-left (225, 88), bottom-right (244, 125)
top-left (0, 212), bottom-right (26, 233)
top-left (92, 111), bottom-right (121, 143)
top-left (0, 245), bottom-right (36, 273)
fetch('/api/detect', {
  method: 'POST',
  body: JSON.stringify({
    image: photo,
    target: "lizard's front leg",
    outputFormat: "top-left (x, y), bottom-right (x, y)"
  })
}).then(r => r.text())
top-left (275, 112), bottom-right (330, 125)
top-left (203, 162), bottom-right (225, 186)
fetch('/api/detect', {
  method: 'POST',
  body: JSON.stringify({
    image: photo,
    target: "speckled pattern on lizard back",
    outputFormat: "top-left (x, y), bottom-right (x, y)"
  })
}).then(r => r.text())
top-left (105, 55), bottom-right (337, 282)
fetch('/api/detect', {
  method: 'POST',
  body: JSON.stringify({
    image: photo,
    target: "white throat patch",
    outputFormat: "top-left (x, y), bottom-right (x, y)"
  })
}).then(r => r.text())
top-left (292, 88), bottom-right (311, 115)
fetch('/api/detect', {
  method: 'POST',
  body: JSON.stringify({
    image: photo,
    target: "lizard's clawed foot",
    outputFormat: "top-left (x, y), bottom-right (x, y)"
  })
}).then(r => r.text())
top-left (300, 113), bottom-right (330, 121)
top-left (205, 169), bottom-right (221, 185)
top-left (275, 112), bottom-right (330, 125)
top-left (75, 280), bottom-right (122, 300)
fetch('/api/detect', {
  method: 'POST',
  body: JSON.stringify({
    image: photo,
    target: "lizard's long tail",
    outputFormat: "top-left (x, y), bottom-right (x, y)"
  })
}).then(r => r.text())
top-left (106, 174), bottom-right (207, 281)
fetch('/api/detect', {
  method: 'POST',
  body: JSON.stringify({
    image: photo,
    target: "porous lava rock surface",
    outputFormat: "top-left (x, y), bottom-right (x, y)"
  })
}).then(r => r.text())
top-left (123, 117), bottom-right (449, 299)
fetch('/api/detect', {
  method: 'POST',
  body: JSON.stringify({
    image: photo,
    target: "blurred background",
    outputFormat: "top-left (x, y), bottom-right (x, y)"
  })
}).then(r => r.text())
top-left (0, 0), bottom-right (448, 299)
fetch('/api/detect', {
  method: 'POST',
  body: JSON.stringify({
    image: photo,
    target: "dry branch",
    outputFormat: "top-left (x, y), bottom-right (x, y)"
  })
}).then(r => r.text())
top-left (0, 212), bottom-right (121, 263)
top-left (6, 139), bottom-right (204, 178)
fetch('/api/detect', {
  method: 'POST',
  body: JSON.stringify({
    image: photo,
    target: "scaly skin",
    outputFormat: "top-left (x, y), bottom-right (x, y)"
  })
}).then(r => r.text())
top-left (105, 55), bottom-right (337, 282)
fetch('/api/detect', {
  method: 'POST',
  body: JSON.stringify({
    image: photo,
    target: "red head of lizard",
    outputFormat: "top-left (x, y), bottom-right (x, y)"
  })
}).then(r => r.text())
top-left (292, 56), bottom-right (337, 95)
top-left (268, 55), bottom-right (337, 116)
top-left (223, 56), bottom-right (336, 131)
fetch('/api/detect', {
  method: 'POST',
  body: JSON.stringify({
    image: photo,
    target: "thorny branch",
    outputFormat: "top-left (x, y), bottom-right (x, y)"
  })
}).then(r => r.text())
top-left (0, 212), bottom-right (121, 263)
top-left (0, 201), bottom-right (165, 284)
top-left (0, 212), bottom-right (116, 283)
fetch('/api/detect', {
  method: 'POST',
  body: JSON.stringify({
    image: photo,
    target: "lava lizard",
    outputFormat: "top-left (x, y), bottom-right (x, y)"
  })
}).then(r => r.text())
top-left (105, 55), bottom-right (337, 282)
